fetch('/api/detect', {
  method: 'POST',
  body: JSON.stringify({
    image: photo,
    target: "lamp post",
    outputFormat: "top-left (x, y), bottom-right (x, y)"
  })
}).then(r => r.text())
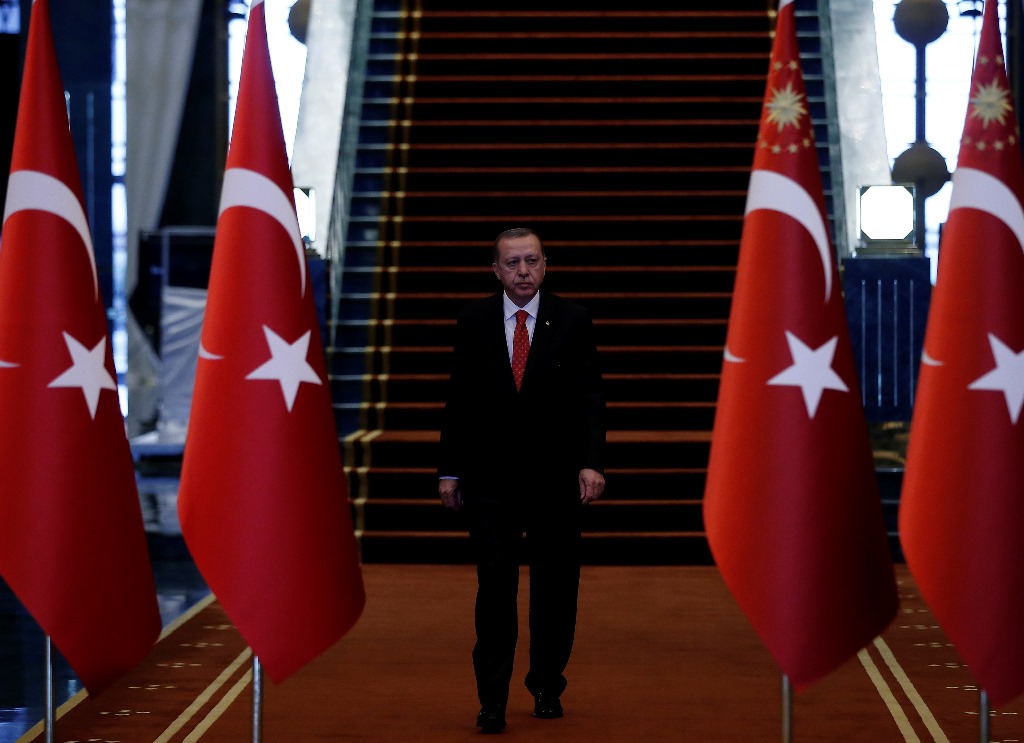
top-left (890, 0), bottom-right (952, 250)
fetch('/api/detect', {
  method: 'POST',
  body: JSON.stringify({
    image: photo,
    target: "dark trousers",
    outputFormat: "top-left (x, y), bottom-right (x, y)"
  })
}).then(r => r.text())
top-left (468, 498), bottom-right (582, 706)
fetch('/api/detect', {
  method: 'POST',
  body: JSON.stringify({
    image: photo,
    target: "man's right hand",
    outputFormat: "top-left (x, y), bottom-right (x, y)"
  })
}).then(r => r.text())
top-left (439, 478), bottom-right (463, 511)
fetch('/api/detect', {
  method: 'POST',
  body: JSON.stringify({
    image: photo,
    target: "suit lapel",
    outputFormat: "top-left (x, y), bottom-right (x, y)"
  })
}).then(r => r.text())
top-left (522, 293), bottom-right (554, 388)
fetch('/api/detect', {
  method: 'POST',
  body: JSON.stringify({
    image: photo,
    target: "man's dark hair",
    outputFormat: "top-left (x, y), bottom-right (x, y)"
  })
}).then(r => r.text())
top-left (493, 227), bottom-right (545, 262)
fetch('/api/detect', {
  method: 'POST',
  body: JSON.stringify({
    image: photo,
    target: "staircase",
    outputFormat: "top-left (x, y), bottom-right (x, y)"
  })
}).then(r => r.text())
top-left (331, 0), bottom-right (835, 564)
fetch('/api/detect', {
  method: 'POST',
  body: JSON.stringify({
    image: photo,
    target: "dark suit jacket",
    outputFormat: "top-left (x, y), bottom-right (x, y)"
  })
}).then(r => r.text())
top-left (438, 292), bottom-right (606, 505)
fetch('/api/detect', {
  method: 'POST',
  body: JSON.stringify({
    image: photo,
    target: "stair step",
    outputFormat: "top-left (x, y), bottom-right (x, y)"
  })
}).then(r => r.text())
top-left (345, 429), bottom-right (713, 470)
top-left (338, 291), bottom-right (731, 321)
top-left (328, 344), bottom-right (725, 375)
top-left (331, 372), bottom-right (720, 405)
top-left (357, 530), bottom-right (713, 565)
top-left (417, 11), bottom-right (770, 35)
top-left (336, 399), bottom-right (715, 432)
top-left (394, 191), bottom-right (749, 218)
top-left (330, 317), bottom-right (728, 348)
top-left (419, 0), bottom-right (762, 11)
top-left (345, 466), bottom-right (709, 501)
top-left (359, 498), bottom-right (706, 532)
top-left (410, 56), bottom-right (769, 79)
top-left (365, 140), bottom-right (758, 168)
top-left (399, 119), bottom-right (760, 147)
top-left (407, 40), bottom-right (770, 61)
top-left (358, 215), bottom-right (744, 243)
top-left (385, 241), bottom-right (741, 267)
top-left (395, 166), bottom-right (752, 193)
top-left (405, 76), bottom-right (768, 101)
top-left (344, 265), bottom-right (737, 295)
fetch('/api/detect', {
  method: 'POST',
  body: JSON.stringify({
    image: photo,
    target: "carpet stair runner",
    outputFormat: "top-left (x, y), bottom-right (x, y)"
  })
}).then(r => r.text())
top-left (331, 0), bottom-right (836, 563)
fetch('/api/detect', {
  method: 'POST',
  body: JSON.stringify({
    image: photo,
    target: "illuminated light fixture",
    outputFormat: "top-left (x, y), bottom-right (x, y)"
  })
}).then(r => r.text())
top-left (857, 184), bottom-right (918, 255)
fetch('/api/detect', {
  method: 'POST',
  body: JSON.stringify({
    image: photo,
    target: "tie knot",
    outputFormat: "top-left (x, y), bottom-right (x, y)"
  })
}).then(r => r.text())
top-left (515, 310), bottom-right (528, 325)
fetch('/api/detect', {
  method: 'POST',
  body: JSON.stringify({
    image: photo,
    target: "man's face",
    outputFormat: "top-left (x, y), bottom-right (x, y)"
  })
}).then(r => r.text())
top-left (493, 234), bottom-right (546, 307)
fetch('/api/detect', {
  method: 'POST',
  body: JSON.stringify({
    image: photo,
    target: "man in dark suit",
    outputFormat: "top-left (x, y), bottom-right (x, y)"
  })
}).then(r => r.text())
top-left (438, 227), bottom-right (606, 733)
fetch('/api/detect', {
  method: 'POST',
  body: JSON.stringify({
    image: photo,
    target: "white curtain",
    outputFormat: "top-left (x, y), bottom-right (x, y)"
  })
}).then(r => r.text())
top-left (124, 0), bottom-right (203, 436)
top-left (292, 0), bottom-right (357, 258)
top-left (158, 285), bottom-right (207, 439)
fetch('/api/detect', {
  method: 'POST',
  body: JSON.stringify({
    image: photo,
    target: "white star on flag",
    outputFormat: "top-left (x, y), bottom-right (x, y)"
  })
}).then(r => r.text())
top-left (48, 332), bottom-right (117, 420)
top-left (246, 325), bottom-right (322, 412)
top-left (968, 333), bottom-right (1024, 424)
top-left (767, 331), bottom-right (849, 418)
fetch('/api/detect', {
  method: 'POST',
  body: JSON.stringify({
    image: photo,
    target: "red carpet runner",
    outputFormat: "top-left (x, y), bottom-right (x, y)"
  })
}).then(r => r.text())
top-left (22, 565), bottom-right (1018, 742)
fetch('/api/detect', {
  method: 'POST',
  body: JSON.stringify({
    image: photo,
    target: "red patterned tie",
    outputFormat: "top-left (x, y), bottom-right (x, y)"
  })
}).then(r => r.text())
top-left (512, 309), bottom-right (529, 391)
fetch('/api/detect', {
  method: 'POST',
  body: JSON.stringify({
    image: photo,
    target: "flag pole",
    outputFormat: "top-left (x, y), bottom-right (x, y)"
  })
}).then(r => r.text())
top-left (979, 689), bottom-right (989, 743)
top-left (252, 656), bottom-right (263, 743)
top-left (781, 674), bottom-right (792, 743)
top-left (44, 635), bottom-right (55, 743)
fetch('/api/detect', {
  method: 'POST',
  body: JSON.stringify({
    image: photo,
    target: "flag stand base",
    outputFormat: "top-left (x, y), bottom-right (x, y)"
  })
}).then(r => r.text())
top-left (45, 636), bottom-right (54, 743)
top-left (253, 656), bottom-right (263, 743)
top-left (781, 674), bottom-right (792, 743)
top-left (979, 689), bottom-right (989, 743)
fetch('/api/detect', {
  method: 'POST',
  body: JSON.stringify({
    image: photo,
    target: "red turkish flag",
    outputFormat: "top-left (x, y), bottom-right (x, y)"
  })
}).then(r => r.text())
top-left (0, 0), bottom-right (160, 693)
top-left (177, 0), bottom-right (364, 683)
top-left (702, 0), bottom-right (897, 689)
top-left (900, 0), bottom-right (1024, 709)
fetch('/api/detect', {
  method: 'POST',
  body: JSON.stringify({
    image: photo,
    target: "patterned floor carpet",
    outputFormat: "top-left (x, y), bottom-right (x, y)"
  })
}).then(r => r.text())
top-left (17, 563), bottom-right (1021, 742)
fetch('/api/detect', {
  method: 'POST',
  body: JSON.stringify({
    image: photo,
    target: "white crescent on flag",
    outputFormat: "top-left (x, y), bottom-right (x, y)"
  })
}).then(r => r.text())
top-left (745, 169), bottom-right (833, 303)
top-left (2, 170), bottom-right (98, 299)
top-left (949, 167), bottom-right (1024, 253)
top-left (219, 167), bottom-right (306, 297)
top-left (723, 346), bottom-right (745, 363)
top-left (198, 343), bottom-right (224, 361)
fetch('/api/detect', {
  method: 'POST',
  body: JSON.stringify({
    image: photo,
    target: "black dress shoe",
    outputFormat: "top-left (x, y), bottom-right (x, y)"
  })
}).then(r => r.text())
top-left (476, 703), bottom-right (506, 733)
top-left (533, 693), bottom-right (563, 719)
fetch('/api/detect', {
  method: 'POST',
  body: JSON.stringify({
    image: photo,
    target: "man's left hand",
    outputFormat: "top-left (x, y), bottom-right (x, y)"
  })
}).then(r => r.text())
top-left (579, 468), bottom-right (605, 505)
